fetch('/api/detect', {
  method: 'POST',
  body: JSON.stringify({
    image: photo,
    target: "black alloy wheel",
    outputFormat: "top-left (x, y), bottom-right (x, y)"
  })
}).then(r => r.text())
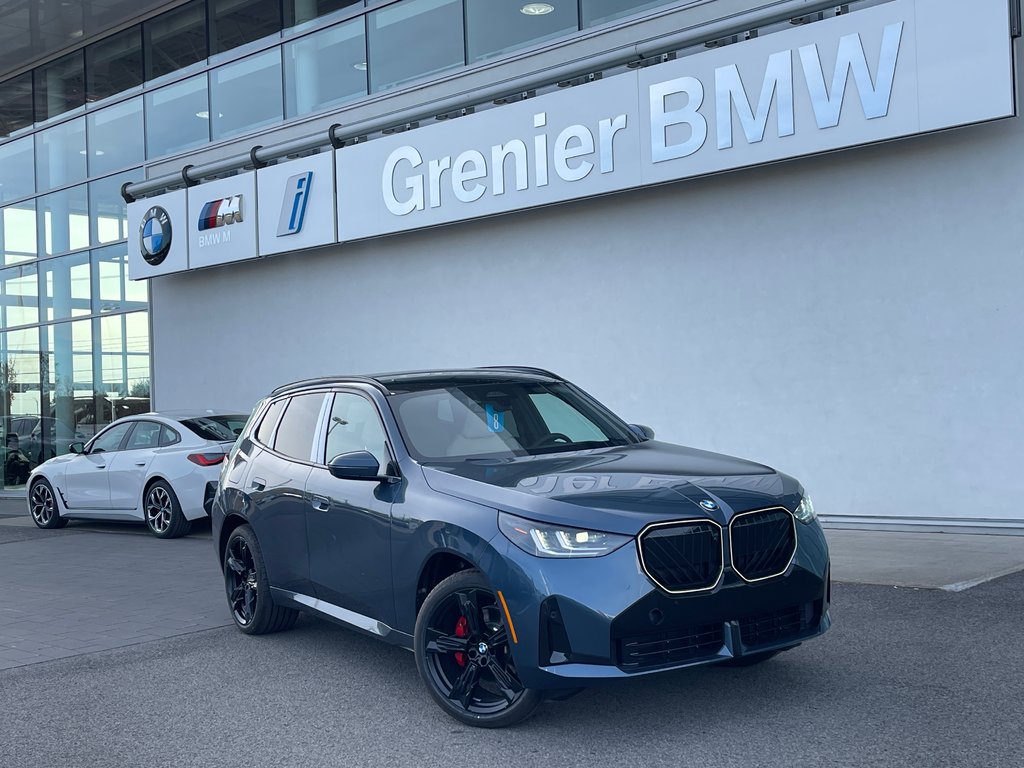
top-left (415, 569), bottom-right (541, 728)
top-left (223, 524), bottom-right (298, 635)
top-left (28, 478), bottom-right (67, 529)
top-left (144, 480), bottom-right (192, 539)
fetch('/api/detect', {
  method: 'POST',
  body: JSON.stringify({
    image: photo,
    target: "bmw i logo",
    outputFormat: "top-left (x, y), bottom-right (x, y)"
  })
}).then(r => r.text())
top-left (700, 499), bottom-right (718, 511)
top-left (139, 206), bottom-right (172, 266)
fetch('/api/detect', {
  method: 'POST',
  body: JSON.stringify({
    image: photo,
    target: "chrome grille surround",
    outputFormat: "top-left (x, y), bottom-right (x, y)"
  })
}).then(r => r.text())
top-left (728, 506), bottom-right (798, 583)
top-left (636, 518), bottom-right (725, 595)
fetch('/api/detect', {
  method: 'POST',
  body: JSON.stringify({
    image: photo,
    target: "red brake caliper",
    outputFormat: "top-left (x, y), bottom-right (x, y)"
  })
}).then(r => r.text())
top-left (454, 616), bottom-right (469, 667)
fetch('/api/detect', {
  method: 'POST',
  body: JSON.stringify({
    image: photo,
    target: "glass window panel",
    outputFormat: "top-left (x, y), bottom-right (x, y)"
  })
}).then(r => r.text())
top-left (210, 0), bottom-right (282, 55)
top-left (273, 393), bottom-right (324, 460)
top-left (467, 0), bottom-right (577, 62)
top-left (90, 169), bottom-right (142, 246)
top-left (38, 184), bottom-right (90, 257)
top-left (368, 0), bottom-right (464, 93)
top-left (0, 263), bottom-right (39, 328)
top-left (0, 136), bottom-right (35, 204)
top-left (35, 117), bottom-right (87, 191)
top-left (284, 18), bottom-right (366, 118)
top-left (0, 72), bottom-right (35, 139)
top-left (1, 203), bottom-right (38, 265)
top-left (145, 74), bottom-right (210, 159)
top-left (1, 326), bottom-right (41, 488)
top-left (145, 0), bottom-right (209, 80)
top-left (581, 0), bottom-right (675, 27)
top-left (85, 26), bottom-right (143, 103)
top-left (97, 312), bottom-right (150, 412)
top-left (92, 244), bottom-right (148, 315)
top-left (86, 98), bottom-right (144, 177)
top-left (39, 319), bottom-right (94, 462)
top-left (40, 251), bottom-right (92, 322)
top-left (211, 49), bottom-right (284, 140)
top-left (285, 0), bottom-right (363, 28)
top-left (34, 52), bottom-right (86, 122)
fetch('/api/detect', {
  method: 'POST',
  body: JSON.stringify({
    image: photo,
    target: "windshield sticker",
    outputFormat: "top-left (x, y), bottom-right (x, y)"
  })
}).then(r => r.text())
top-left (485, 404), bottom-right (505, 433)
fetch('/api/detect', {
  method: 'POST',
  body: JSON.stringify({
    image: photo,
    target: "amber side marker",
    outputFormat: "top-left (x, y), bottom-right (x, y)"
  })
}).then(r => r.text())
top-left (496, 590), bottom-right (519, 644)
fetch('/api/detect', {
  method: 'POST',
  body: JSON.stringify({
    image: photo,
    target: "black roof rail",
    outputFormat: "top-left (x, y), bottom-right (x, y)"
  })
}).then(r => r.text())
top-left (269, 375), bottom-right (389, 396)
top-left (477, 366), bottom-right (562, 379)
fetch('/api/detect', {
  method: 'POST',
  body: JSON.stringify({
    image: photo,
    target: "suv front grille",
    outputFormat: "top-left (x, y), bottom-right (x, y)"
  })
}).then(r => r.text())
top-left (729, 508), bottom-right (796, 582)
top-left (638, 521), bottom-right (723, 593)
top-left (738, 603), bottom-right (812, 648)
top-left (618, 622), bottom-right (724, 670)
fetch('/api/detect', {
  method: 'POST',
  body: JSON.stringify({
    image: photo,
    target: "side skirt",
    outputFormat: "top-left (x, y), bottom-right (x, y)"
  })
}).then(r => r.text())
top-left (270, 587), bottom-right (413, 650)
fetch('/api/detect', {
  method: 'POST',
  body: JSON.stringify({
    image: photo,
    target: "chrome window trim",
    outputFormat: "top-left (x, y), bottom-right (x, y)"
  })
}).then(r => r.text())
top-left (727, 506), bottom-right (798, 584)
top-left (636, 517), bottom-right (725, 595)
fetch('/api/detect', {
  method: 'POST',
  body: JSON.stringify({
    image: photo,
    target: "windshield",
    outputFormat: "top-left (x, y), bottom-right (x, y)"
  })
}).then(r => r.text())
top-left (388, 381), bottom-right (636, 462)
top-left (180, 415), bottom-right (249, 442)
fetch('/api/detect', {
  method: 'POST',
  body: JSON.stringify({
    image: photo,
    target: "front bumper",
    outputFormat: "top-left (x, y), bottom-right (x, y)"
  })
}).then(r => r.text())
top-left (488, 520), bottom-right (830, 690)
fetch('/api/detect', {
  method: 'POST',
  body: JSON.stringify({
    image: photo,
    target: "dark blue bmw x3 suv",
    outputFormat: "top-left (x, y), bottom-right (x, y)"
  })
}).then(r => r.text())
top-left (212, 368), bottom-right (830, 727)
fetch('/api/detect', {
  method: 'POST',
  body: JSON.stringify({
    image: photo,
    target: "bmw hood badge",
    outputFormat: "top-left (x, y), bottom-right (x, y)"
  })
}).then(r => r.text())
top-left (700, 499), bottom-right (719, 511)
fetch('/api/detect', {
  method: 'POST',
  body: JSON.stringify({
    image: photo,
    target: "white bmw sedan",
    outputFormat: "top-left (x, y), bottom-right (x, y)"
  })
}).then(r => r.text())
top-left (26, 411), bottom-right (248, 539)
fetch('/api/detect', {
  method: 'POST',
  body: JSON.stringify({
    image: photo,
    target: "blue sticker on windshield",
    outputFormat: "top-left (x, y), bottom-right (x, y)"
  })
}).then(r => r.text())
top-left (485, 404), bottom-right (505, 433)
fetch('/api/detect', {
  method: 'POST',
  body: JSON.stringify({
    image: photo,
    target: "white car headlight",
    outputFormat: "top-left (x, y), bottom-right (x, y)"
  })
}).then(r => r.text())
top-left (498, 512), bottom-right (631, 558)
top-left (794, 494), bottom-right (816, 524)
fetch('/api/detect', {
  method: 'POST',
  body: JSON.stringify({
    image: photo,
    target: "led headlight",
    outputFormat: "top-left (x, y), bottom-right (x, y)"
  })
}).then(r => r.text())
top-left (794, 494), bottom-right (816, 524)
top-left (498, 512), bottom-right (631, 558)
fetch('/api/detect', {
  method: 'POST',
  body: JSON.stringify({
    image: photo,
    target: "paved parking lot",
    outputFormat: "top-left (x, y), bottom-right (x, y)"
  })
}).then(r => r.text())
top-left (0, 514), bottom-right (1021, 768)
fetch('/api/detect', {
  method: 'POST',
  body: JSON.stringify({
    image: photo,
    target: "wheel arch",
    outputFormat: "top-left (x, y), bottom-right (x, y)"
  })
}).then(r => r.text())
top-left (415, 550), bottom-right (478, 615)
top-left (218, 512), bottom-right (249, 565)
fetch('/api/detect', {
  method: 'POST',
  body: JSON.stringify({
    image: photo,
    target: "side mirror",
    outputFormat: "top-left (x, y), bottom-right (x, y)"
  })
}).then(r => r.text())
top-left (68, 442), bottom-right (86, 454)
top-left (628, 424), bottom-right (655, 441)
top-left (327, 450), bottom-right (382, 481)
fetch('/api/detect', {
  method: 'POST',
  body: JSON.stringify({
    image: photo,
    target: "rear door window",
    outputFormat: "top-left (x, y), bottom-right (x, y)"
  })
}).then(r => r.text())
top-left (124, 421), bottom-right (162, 450)
top-left (255, 399), bottom-right (287, 446)
top-left (273, 394), bottom-right (326, 461)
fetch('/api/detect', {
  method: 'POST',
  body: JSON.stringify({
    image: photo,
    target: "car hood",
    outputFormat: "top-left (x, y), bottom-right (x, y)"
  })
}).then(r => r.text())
top-left (420, 441), bottom-right (804, 536)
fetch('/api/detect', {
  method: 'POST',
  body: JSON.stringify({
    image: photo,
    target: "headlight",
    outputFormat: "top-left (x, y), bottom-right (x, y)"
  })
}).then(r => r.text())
top-left (794, 494), bottom-right (816, 524)
top-left (498, 512), bottom-right (631, 558)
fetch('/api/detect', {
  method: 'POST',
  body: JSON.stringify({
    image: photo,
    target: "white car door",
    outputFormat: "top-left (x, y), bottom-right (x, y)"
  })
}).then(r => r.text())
top-left (62, 421), bottom-right (134, 509)
top-left (106, 420), bottom-right (162, 511)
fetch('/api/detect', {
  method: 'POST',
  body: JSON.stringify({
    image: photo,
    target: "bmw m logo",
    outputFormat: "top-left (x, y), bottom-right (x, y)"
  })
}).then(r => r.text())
top-left (198, 195), bottom-right (243, 231)
top-left (700, 499), bottom-right (718, 511)
top-left (139, 206), bottom-right (172, 266)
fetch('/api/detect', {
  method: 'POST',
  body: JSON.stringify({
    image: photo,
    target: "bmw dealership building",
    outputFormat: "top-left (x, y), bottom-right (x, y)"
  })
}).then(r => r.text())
top-left (0, 0), bottom-right (1021, 533)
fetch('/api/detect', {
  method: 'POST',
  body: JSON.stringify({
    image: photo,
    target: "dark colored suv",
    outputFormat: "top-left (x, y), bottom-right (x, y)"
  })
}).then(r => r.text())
top-left (212, 368), bottom-right (830, 727)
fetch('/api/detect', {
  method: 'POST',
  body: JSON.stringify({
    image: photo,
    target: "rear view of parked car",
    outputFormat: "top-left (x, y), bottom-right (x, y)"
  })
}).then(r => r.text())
top-left (28, 411), bottom-right (247, 538)
top-left (212, 368), bottom-right (830, 727)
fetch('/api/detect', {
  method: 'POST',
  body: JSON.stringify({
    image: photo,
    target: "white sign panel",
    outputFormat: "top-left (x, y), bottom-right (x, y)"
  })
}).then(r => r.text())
top-left (187, 172), bottom-right (258, 270)
top-left (257, 152), bottom-right (337, 257)
top-left (335, 0), bottom-right (1013, 241)
top-left (127, 189), bottom-right (188, 280)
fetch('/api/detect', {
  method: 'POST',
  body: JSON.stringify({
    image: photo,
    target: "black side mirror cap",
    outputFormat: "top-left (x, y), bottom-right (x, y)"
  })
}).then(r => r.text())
top-left (68, 442), bottom-right (86, 454)
top-left (328, 451), bottom-right (384, 481)
top-left (628, 424), bottom-right (655, 441)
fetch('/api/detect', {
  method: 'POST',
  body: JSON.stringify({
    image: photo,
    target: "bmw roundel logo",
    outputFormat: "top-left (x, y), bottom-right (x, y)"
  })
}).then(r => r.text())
top-left (139, 206), bottom-right (172, 266)
top-left (700, 499), bottom-right (718, 511)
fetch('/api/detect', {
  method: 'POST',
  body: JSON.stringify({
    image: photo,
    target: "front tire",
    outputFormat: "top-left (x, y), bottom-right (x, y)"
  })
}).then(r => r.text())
top-left (144, 480), bottom-right (192, 539)
top-left (224, 524), bottom-right (298, 635)
top-left (29, 478), bottom-right (67, 529)
top-left (415, 569), bottom-right (541, 728)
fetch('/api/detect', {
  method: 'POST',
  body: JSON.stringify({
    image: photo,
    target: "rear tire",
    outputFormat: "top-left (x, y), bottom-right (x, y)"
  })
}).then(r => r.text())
top-left (415, 569), bottom-right (542, 728)
top-left (144, 480), bottom-right (192, 539)
top-left (224, 524), bottom-right (299, 635)
top-left (28, 478), bottom-right (67, 529)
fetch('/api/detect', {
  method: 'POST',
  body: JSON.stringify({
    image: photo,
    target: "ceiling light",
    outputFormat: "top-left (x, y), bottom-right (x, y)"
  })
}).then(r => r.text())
top-left (353, 62), bottom-right (367, 71)
top-left (521, 3), bottom-right (554, 15)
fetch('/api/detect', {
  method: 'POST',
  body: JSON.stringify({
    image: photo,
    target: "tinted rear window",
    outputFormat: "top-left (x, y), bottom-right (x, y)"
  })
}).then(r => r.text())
top-left (181, 415), bottom-right (249, 442)
top-left (273, 394), bottom-right (325, 461)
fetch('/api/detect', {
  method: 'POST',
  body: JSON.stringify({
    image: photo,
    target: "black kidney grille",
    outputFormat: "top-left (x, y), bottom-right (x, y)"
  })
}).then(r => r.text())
top-left (639, 521), bottom-right (722, 592)
top-left (730, 508), bottom-right (796, 581)
top-left (618, 622), bottom-right (724, 670)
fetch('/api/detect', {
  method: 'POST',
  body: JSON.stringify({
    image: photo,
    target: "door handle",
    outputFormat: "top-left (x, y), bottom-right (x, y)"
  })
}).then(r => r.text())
top-left (310, 495), bottom-right (330, 513)
top-left (134, 461), bottom-right (147, 467)
top-left (250, 477), bottom-right (266, 491)
top-left (95, 464), bottom-right (106, 469)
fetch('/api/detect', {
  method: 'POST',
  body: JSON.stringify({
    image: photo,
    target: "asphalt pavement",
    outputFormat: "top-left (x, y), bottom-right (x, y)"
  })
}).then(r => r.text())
top-left (0, 515), bottom-right (1021, 768)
